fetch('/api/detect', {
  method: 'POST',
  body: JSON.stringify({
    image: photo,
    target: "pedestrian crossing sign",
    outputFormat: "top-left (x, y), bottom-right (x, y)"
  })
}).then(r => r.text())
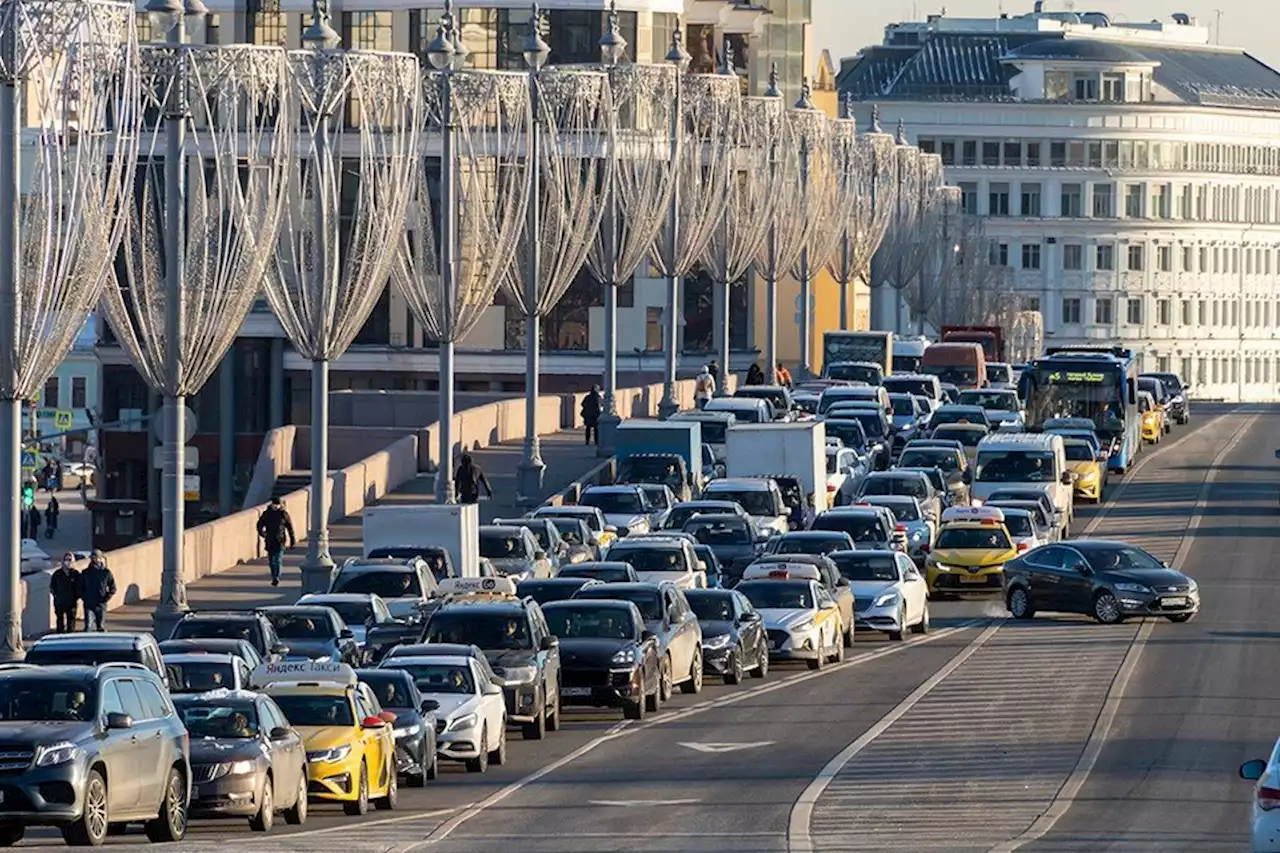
top-left (54, 410), bottom-right (72, 429)
top-left (20, 451), bottom-right (37, 471)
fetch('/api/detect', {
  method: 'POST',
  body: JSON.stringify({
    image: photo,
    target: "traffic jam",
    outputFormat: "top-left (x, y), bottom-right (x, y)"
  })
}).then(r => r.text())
top-left (0, 328), bottom-right (1205, 847)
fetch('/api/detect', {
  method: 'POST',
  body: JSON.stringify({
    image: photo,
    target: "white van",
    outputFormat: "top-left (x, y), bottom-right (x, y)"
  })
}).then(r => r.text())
top-left (971, 433), bottom-right (1074, 537)
top-left (703, 397), bottom-right (772, 425)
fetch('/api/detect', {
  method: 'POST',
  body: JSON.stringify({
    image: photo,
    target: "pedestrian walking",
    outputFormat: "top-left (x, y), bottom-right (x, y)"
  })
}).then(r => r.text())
top-left (745, 363), bottom-right (764, 386)
top-left (581, 385), bottom-right (602, 446)
top-left (44, 496), bottom-right (59, 539)
top-left (707, 359), bottom-right (721, 391)
top-left (694, 365), bottom-right (716, 409)
top-left (81, 550), bottom-right (117, 632)
top-left (50, 553), bottom-right (81, 634)
top-left (256, 497), bottom-right (296, 588)
top-left (776, 361), bottom-right (793, 389)
top-left (26, 505), bottom-right (40, 540)
top-left (454, 453), bottom-right (492, 504)
top-left (41, 461), bottom-right (54, 492)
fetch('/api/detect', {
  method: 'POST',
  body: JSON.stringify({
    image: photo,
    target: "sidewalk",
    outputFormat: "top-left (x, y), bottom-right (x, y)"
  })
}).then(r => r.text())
top-left (27, 487), bottom-right (93, 560)
top-left (106, 428), bottom-right (603, 634)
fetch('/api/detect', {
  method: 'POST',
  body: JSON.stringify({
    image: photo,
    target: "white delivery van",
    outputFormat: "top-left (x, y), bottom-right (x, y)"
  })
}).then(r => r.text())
top-left (970, 433), bottom-right (1073, 537)
top-left (724, 421), bottom-right (829, 513)
top-left (362, 503), bottom-right (481, 577)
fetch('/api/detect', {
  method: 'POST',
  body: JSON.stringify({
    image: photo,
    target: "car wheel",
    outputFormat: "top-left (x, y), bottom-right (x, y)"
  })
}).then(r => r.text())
top-left (659, 654), bottom-right (674, 702)
top-left (807, 643), bottom-right (825, 670)
top-left (282, 773), bottom-right (308, 825)
top-left (546, 690), bottom-right (562, 732)
top-left (645, 662), bottom-right (662, 712)
top-left (1093, 591), bottom-right (1124, 624)
top-left (0, 826), bottom-right (23, 847)
top-left (1008, 587), bottom-right (1035, 620)
top-left (911, 604), bottom-right (930, 635)
top-left (831, 632), bottom-right (845, 663)
top-left (680, 648), bottom-right (703, 694)
top-left (375, 763), bottom-right (397, 810)
top-left (489, 726), bottom-right (507, 766)
top-left (344, 762), bottom-right (370, 814)
top-left (624, 695), bottom-right (645, 719)
top-left (1166, 613), bottom-right (1195, 623)
top-left (249, 775), bottom-right (274, 831)
top-left (522, 703), bottom-right (547, 740)
top-left (425, 749), bottom-right (439, 781)
top-left (63, 769), bottom-right (109, 847)
top-left (724, 651), bottom-right (743, 685)
top-left (144, 765), bottom-right (188, 843)
top-left (466, 728), bottom-right (489, 773)
top-left (752, 641), bottom-right (769, 678)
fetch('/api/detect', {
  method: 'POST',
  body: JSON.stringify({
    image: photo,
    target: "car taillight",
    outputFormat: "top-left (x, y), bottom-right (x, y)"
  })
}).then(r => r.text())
top-left (1258, 786), bottom-right (1280, 811)
top-left (827, 484), bottom-right (837, 492)
top-left (920, 544), bottom-right (930, 553)
top-left (1017, 542), bottom-right (1029, 552)
top-left (895, 523), bottom-right (907, 531)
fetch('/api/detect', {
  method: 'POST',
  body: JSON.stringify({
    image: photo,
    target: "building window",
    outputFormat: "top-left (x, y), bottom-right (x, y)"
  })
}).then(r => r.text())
top-left (988, 242), bottom-right (1009, 267)
top-left (1045, 70), bottom-right (1070, 100)
top-left (1101, 73), bottom-right (1124, 101)
top-left (651, 12), bottom-right (676, 63)
top-left (1126, 298), bottom-right (1142, 325)
top-left (343, 11), bottom-right (393, 51)
top-left (1062, 297), bottom-right (1081, 324)
top-left (1026, 141), bottom-right (1042, 167)
top-left (1125, 184), bottom-right (1143, 218)
top-left (1095, 244), bottom-right (1114, 271)
top-left (1003, 140), bottom-right (1022, 166)
top-left (988, 183), bottom-right (1010, 216)
top-left (1092, 184), bottom-right (1114, 218)
top-left (1050, 141), bottom-right (1067, 167)
top-left (644, 307), bottom-right (663, 351)
top-left (1212, 301), bottom-right (1220, 326)
top-left (1074, 74), bottom-right (1098, 101)
top-left (1095, 297), bottom-right (1113, 325)
top-left (982, 141), bottom-right (1000, 166)
top-left (1020, 183), bottom-right (1041, 216)
top-left (42, 377), bottom-right (58, 408)
top-left (1063, 244), bottom-right (1083, 270)
top-left (248, 10), bottom-right (286, 46)
top-left (959, 182), bottom-right (978, 215)
top-left (1157, 355), bottom-right (1171, 373)
top-left (1181, 357), bottom-right (1192, 380)
top-left (961, 140), bottom-right (977, 166)
top-left (1157, 245), bottom-right (1172, 272)
top-left (1199, 247), bottom-right (1209, 273)
top-left (1181, 246), bottom-right (1193, 272)
top-left (1180, 299), bottom-right (1192, 325)
top-left (1060, 183), bottom-right (1082, 217)
top-left (1157, 299), bottom-right (1171, 325)
top-left (1231, 300), bottom-right (1239, 327)
top-left (1021, 243), bottom-right (1041, 270)
top-left (1152, 185), bottom-right (1169, 219)
top-left (1022, 296), bottom-right (1041, 312)
top-left (940, 140), bottom-right (956, 165)
top-left (1127, 245), bottom-right (1144, 271)
top-left (1198, 299), bottom-right (1206, 325)
top-left (71, 376), bottom-right (87, 408)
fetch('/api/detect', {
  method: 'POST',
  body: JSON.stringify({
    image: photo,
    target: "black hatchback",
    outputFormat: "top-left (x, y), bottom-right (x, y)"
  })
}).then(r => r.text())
top-left (1002, 540), bottom-right (1200, 624)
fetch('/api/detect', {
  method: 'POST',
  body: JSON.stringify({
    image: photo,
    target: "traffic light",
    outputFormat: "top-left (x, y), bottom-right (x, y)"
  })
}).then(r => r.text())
top-left (21, 483), bottom-right (34, 509)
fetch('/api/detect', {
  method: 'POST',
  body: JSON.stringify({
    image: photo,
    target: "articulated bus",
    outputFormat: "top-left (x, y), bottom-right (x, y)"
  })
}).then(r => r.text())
top-left (1019, 346), bottom-right (1140, 474)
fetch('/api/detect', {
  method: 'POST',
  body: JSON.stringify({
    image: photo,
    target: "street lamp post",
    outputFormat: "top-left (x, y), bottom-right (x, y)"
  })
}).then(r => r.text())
top-left (428, 9), bottom-right (458, 502)
top-left (655, 28), bottom-right (687, 421)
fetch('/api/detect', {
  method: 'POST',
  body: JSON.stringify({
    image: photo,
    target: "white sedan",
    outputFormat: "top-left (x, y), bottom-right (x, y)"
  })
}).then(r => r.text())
top-left (827, 549), bottom-right (929, 641)
top-left (734, 567), bottom-right (844, 671)
top-left (381, 654), bottom-right (507, 773)
top-left (1241, 743), bottom-right (1280, 851)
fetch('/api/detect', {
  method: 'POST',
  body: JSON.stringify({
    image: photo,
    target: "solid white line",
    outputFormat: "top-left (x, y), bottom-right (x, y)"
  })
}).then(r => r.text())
top-left (280, 805), bottom-right (466, 838)
top-left (412, 620), bottom-right (984, 848)
top-left (988, 412), bottom-right (1257, 853)
top-left (786, 623), bottom-right (1001, 853)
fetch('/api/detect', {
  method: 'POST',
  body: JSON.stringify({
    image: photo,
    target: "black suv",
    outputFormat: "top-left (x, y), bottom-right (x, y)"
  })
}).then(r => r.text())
top-left (421, 597), bottom-right (562, 740)
top-left (168, 611), bottom-right (287, 662)
top-left (0, 663), bottom-right (190, 847)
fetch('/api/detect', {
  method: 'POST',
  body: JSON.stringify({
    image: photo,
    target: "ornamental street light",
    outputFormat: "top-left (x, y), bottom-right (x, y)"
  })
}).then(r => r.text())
top-left (262, 0), bottom-right (420, 593)
top-left (0, 0), bottom-right (139, 659)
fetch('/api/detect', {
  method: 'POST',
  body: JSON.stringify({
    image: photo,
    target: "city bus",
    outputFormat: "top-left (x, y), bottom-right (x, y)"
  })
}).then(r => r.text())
top-left (1019, 346), bottom-right (1140, 474)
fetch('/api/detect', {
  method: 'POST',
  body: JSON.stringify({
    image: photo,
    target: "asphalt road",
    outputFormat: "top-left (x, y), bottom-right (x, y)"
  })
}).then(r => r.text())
top-left (21, 403), bottom-right (1274, 852)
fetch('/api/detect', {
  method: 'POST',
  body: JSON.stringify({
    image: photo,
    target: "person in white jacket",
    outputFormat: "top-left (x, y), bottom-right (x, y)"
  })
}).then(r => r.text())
top-left (694, 365), bottom-right (716, 409)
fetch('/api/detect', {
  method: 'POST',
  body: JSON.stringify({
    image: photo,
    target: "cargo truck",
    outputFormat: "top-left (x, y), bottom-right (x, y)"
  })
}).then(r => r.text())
top-left (941, 325), bottom-right (1004, 362)
top-left (821, 331), bottom-right (893, 380)
top-left (362, 503), bottom-right (481, 577)
top-left (724, 421), bottom-right (829, 514)
top-left (614, 420), bottom-right (703, 502)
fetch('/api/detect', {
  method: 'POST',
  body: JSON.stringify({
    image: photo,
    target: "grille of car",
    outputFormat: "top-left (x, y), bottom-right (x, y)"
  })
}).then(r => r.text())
top-left (435, 718), bottom-right (447, 735)
top-left (767, 629), bottom-right (790, 647)
top-left (561, 668), bottom-right (610, 688)
top-left (191, 764), bottom-right (221, 784)
top-left (0, 746), bottom-right (33, 773)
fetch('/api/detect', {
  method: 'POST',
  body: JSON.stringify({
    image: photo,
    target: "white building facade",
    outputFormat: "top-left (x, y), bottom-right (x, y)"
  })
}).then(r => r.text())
top-left (838, 6), bottom-right (1280, 401)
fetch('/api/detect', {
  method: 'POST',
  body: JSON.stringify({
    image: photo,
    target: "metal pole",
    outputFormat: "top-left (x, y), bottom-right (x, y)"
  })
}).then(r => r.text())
top-left (268, 338), bottom-right (284, 428)
top-left (154, 21), bottom-right (190, 640)
top-left (764, 227), bottom-right (777, 385)
top-left (437, 71), bottom-right (457, 503)
top-left (1, 44), bottom-right (23, 656)
top-left (517, 71), bottom-right (545, 503)
top-left (597, 152), bottom-right (621, 455)
top-left (218, 350), bottom-right (234, 515)
top-left (657, 75), bottom-right (682, 420)
top-left (797, 137), bottom-right (812, 381)
top-left (839, 234), bottom-right (851, 331)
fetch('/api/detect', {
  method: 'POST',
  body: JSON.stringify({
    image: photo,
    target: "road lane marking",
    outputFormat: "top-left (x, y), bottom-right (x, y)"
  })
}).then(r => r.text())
top-left (588, 798), bottom-right (702, 807)
top-left (414, 620), bottom-right (985, 848)
top-left (785, 623), bottom-right (1001, 853)
top-left (679, 741), bottom-right (776, 753)
top-left (988, 412), bottom-right (1257, 853)
top-left (277, 805), bottom-right (467, 839)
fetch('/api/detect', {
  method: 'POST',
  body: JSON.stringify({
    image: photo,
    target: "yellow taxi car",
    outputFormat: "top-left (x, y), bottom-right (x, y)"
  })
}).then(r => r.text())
top-left (250, 661), bottom-right (397, 816)
top-left (1062, 437), bottom-right (1104, 503)
top-left (924, 506), bottom-right (1017, 598)
top-left (1138, 390), bottom-right (1164, 445)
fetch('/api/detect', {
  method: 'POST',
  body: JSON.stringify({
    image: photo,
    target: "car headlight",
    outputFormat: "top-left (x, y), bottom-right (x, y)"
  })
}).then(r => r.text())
top-left (872, 592), bottom-right (898, 608)
top-left (702, 633), bottom-right (734, 650)
top-left (1114, 582), bottom-right (1151, 594)
top-left (306, 744), bottom-right (352, 764)
top-left (932, 562), bottom-right (959, 572)
top-left (394, 723), bottom-right (422, 738)
top-left (504, 665), bottom-right (539, 685)
top-left (610, 647), bottom-right (639, 667)
top-left (970, 498), bottom-right (984, 507)
top-left (789, 618), bottom-right (815, 634)
top-left (1078, 471), bottom-right (1098, 483)
top-left (1187, 579), bottom-right (1198, 593)
top-left (35, 741), bottom-right (81, 767)
top-left (227, 760), bottom-right (256, 776)
top-left (446, 712), bottom-right (479, 733)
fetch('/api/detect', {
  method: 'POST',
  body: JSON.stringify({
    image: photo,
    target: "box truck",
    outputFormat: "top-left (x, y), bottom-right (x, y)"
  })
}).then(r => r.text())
top-left (724, 421), bottom-right (829, 514)
top-left (362, 503), bottom-right (480, 578)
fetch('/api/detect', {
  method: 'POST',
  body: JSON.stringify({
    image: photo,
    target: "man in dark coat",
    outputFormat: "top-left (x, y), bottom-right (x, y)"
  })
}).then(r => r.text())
top-left (80, 550), bottom-right (117, 632)
top-left (44, 496), bottom-right (59, 538)
top-left (581, 386), bottom-right (603, 446)
top-left (454, 453), bottom-right (493, 504)
top-left (26, 505), bottom-right (40, 540)
top-left (49, 553), bottom-right (81, 633)
top-left (257, 497), bottom-right (296, 588)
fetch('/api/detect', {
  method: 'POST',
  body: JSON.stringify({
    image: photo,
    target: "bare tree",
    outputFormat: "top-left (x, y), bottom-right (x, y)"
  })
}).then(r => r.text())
top-left (927, 212), bottom-right (1018, 331)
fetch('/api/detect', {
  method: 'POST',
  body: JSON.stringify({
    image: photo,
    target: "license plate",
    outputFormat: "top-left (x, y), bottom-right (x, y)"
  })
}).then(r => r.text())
top-left (1162, 597), bottom-right (1186, 608)
top-left (960, 574), bottom-right (988, 584)
top-left (561, 687), bottom-right (592, 697)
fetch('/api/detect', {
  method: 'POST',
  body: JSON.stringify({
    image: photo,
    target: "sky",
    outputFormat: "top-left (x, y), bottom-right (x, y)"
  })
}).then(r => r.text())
top-left (813, 0), bottom-right (1279, 71)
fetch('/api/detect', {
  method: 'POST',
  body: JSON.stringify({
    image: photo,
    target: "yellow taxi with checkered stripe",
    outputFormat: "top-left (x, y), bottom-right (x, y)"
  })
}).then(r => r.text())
top-left (925, 506), bottom-right (1017, 598)
top-left (733, 564), bottom-right (846, 670)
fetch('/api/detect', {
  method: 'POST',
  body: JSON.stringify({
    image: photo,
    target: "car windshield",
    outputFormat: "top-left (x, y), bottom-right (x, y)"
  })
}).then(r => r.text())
top-left (395, 664), bottom-right (475, 695)
top-left (332, 570), bottom-right (422, 599)
top-left (988, 365), bottom-right (1012, 384)
top-left (24, 647), bottom-right (143, 667)
top-left (898, 449), bottom-right (959, 473)
top-left (619, 457), bottom-right (682, 487)
top-left (549, 519), bottom-right (584, 545)
top-left (1150, 373), bottom-right (1183, 393)
top-left (358, 674), bottom-right (412, 709)
top-left (695, 421), bottom-right (727, 444)
top-left (1002, 515), bottom-right (1034, 537)
top-left (610, 547), bottom-right (687, 574)
top-left (178, 702), bottom-right (259, 738)
top-left (667, 504), bottom-right (732, 529)
top-left (883, 378), bottom-right (934, 398)
top-left (171, 620), bottom-right (258, 644)
top-left (516, 581), bottom-right (583, 604)
top-left (976, 451), bottom-right (1056, 483)
top-left (270, 694), bottom-right (354, 727)
top-left (560, 565), bottom-right (633, 583)
top-left (860, 476), bottom-right (928, 499)
top-left (867, 501), bottom-right (919, 522)
top-left (685, 519), bottom-right (752, 546)
top-left (1084, 546), bottom-right (1164, 571)
top-left (934, 428), bottom-right (985, 448)
top-left (811, 515), bottom-right (885, 543)
top-left (845, 411), bottom-right (886, 439)
top-left (823, 422), bottom-right (866, 451)
top-left (888, 395), bottom-right (915, 414)
top-left (544, 607), bottom-right (636, 640)
top-left (581, 491), bottom-right (643, 514)
top-left (366, 549), bottom-right (450, 582)
top-left (479, 532), bottom-right (529, 560)
top-left (737, 581), bottom-right (813, 610)
top-left (959, 392), bottom-right (1016, 411)
top-left (1064, 443), bottom-right (1094, 462)
top-left (774, 480), bottom-right (805, 511)
top-left (829, 553), bottom-right (898, 582)
top-left (708, 403), bottom-right (761, 423)
top-left (541, 510), bottom-right (602, 533)
top-left (936, 527), bottom-right (1012, 550)
top-left (425, 613), bottom-right (529, 650)
top-left (825, 453), bottom-right (845, 474)
top-left (685, 593), bottom-right (735, 622)
top-left (774, 536), bottom-right (848, 555)
top-left (923, 365), bottom-right (978, 386)
top-left (706, 489), bottom-right (776, 516)
top-left (827, 364), bottom-right (880, 384)
top-left (165, 661), bottom-right (236, 693)
top-left (576, 589), bottom-right (663, 621)
top-left (0, 679), bottom-right (94, 721)
top-left (314, 601), bottom-right (374, 626)
top-left (270, 613), bottom-right (336, 640)
top-left (641, 487), bottom-right (672, 510)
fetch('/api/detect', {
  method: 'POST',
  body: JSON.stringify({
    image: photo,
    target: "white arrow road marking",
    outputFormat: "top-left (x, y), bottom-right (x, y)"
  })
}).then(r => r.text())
top-left (588, 799), bottom-right (702, 807)
top-left (678, 741), bottom-right (775, 753)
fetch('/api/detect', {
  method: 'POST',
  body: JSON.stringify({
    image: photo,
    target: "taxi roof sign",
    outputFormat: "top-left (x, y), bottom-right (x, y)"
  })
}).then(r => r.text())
top-left (249, 660), bottom-right (357, 689)
top-left (437, 576), bottom-right (518, 598)
top-left (941, 505), bottom-right (1005, 525)
top-left (741, 563), bottom-right (821, 582)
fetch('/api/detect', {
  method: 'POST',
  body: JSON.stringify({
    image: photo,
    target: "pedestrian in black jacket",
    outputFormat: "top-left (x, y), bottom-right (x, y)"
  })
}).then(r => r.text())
top-left (454, 453), bottom-right (492, 504)
top-left (49, 553), bottom-right (81, 633)
top-left (80, 551), bottom-right (117, 632)
top-left (44, 496), bottom-right (59, 539)
top-left (26, 505), bottom-right (40, 540)
top-left (257, 498), bottom-right (296, 588)
top-left (581, 386), bottom-right (602, 446)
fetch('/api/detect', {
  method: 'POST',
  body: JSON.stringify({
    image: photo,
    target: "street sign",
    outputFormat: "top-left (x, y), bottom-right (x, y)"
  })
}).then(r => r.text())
top-left (20, 451), bottom-right (37, 471)
top-left (54, 410), bottom-right (73, 430)
top-left (151, 406), bottom-right (197, 445)
top-left (183, 474), bottom-right (201, 502)
top-left (153, 446), bottom-right (199, 471)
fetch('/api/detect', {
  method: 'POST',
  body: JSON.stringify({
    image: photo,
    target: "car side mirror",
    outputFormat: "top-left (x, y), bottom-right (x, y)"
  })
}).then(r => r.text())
top-left (269, 726), bottom-right (291, 740)
top-left (539, 635), bottom-right (558, 651)
top-left (1060, 471), bottom-right (1074, 485)
top-left (483, 683), bottom-right (503, 697)
top-left (105, 712), bottom-right (133, 730)
top-left (271, 644), bottom-right (289, 657)
top-left (339, 628), bottom-right (354, 640)
top-left (421, 699), bottom-right (440, 713)
top-left (1241, 759), bottom-right (1268, 780)
top-left (1161, 560), bottom-right (1170, 568)
top-left (535, 550), bottom-right (548, 561)
top-left (361, 715), bottom-right (386, 729)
